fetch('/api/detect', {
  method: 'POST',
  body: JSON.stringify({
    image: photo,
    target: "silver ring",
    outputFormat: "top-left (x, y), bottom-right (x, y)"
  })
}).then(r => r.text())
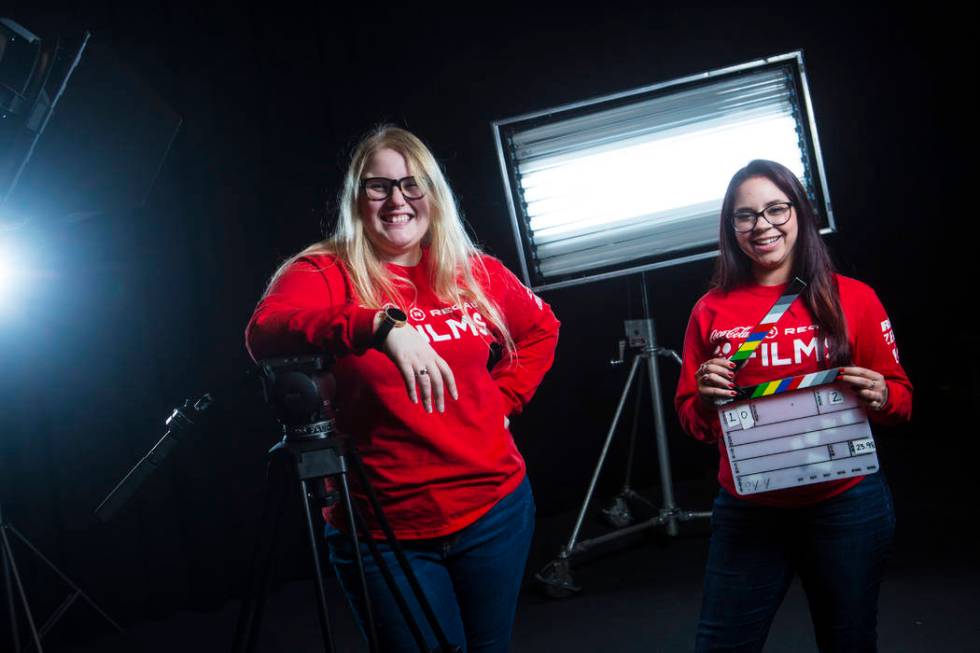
top-left (416, 368), bottom-right (429, 376)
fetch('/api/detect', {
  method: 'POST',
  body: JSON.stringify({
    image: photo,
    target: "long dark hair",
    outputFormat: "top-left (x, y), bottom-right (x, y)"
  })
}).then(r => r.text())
top-left (712, 159), bottom-right (850, 366)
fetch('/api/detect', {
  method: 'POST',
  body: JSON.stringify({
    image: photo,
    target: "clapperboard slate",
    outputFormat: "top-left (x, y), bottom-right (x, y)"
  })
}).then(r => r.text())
top-left (715, 278), bottom-right (878, 496)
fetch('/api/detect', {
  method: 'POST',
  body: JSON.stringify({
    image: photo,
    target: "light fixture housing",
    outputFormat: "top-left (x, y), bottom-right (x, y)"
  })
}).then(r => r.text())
top-left (492, 51), bottom-right (833, 291)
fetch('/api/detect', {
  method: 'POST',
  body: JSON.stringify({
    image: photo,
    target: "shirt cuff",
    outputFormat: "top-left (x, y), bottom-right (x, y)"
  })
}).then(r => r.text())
top-left (352, 307), bottom-right (380, 349)
top-left (695, 397), bottom-right (718, 420)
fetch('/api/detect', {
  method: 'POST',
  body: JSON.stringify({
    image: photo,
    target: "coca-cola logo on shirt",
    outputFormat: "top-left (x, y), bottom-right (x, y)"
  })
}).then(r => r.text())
top-left (708, 326), bottom-right (780, 343)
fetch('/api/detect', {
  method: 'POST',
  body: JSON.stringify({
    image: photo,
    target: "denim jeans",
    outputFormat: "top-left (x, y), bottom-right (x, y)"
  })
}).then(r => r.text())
top-left (325, 476), bottom-right (534, 653)
top-left (696, 473), bottom-right (896, 653)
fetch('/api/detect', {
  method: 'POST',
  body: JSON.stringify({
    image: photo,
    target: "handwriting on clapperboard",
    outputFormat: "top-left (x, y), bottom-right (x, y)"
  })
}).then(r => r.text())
top-left (721, 385), bottom-right (878, 495)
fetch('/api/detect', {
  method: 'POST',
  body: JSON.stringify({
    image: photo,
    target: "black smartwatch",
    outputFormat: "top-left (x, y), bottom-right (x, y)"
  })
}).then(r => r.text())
top-left (372, 306), bottom-right (407, 349)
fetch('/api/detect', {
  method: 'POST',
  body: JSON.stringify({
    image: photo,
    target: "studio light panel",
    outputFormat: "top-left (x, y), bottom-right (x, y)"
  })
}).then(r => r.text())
top-left (493, 52), bottom-right (831, 291)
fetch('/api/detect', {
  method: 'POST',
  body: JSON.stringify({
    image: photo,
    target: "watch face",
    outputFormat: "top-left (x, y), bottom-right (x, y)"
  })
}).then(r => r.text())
top-left (386, 307), bottom-right (407, 322)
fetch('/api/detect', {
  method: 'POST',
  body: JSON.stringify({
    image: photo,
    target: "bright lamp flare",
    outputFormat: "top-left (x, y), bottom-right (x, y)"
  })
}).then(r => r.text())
top-left (0, 239), bottom-right (29, 318)
top-left (523, 116), bottom-right (805, 239)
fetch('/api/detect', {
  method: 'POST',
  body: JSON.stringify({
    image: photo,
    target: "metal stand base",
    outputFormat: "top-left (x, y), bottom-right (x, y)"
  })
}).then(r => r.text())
top-left (535, 318), bottom-right (711, 598)
top-left (1, 504), bottom-right (122, 653)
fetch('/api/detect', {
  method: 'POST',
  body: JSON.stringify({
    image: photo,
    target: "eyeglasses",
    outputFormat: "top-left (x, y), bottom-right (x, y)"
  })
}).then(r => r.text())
top-left (361, 176), bottom-right (425, 201)
top-left (732, 202), bottom-right (793, 233)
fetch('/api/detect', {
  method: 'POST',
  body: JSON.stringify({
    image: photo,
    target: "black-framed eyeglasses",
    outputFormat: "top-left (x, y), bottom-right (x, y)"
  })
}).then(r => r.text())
top-left (360, 176), bottom-right (425, 201)
top-left (732, 202), bottom-right (794, 233)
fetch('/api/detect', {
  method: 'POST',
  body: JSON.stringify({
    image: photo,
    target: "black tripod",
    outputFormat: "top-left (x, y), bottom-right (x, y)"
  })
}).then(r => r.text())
top-left (232, 355), bottom-right (460, 653)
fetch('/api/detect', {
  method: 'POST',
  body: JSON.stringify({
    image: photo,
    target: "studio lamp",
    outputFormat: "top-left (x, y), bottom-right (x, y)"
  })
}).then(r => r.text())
top-left (492, 51), bottom-right (834, 596)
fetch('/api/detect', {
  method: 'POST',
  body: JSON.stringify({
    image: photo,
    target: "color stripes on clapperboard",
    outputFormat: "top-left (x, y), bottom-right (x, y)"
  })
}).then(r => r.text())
top-left (733, 368), bottom-right (840, 401)
top-left (728, 276), bottom-right (807, 367)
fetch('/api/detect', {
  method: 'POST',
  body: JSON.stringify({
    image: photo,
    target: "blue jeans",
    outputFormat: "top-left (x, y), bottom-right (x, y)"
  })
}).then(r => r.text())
top-left (696, 473), bottom-right (896, 652)
top-left (325, 476), bottom-right (534, 653)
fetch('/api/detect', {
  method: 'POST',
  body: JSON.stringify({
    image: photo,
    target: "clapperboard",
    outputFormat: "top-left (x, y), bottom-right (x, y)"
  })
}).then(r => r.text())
top-left (716, 278), bottom-right (878, 495)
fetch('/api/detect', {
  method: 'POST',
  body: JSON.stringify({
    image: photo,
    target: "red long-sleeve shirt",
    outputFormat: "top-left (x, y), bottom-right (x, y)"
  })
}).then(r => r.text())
top-left (674, 275), bottom-right (912, 507)
top-left (246, 249), bottom-right (560, 537)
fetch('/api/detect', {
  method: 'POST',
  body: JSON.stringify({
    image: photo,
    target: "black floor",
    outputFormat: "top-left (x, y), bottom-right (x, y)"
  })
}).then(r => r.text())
top-left (52, 482), bottom-right (979, 653)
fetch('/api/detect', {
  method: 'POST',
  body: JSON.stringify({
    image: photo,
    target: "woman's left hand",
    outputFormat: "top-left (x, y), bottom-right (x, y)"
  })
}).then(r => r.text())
top-left (838, 366), bottom-right (889, 412)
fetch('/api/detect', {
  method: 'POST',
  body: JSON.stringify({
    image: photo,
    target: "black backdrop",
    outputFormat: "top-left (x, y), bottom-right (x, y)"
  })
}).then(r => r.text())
top-left (0, 0), bottom-right (968, 640)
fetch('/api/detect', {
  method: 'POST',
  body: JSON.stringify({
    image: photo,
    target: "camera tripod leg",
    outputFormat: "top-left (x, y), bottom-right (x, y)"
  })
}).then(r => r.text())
top-left (346, 493), bottom-right (431, 653)
top-left (335, 473), bottom-right (380, 653)
top-left (300, 479), bottom-right (336, 653)
top-left (347, 449), bottom-right (461, 653)
top-left (233, 454), bottom-right (289, 653)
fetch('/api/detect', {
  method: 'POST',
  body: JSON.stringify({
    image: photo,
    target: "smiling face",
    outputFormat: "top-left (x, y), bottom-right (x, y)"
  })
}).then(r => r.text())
top-left (732, 175), bottom-right (798, 285)
top-left (358, 148), bottom-right (431, 265)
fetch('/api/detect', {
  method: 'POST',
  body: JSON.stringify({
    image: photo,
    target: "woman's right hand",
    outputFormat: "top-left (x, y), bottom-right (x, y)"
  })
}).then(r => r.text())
top-left (380, 322), bottom-right (458, 413)
top-left (696, 357), bottom-right (737, 407)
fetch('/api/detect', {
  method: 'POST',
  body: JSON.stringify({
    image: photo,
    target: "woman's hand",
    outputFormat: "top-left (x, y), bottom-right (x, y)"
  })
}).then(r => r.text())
top-left (696, 357), bottom-right (738, 407)
top-left (381, 322), bottom-right (458, 413)
top-left (838, 366), bottom-right (889, 412)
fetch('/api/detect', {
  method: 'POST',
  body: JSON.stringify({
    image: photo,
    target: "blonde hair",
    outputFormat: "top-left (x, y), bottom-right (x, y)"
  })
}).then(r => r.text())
top-left (275, 125), bottom-right (513, 353)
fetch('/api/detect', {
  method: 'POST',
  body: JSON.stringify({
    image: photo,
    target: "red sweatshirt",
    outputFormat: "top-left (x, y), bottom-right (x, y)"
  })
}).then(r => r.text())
top-left (246, 249), bottom-right (559, 538)
top-left (674, 275), bottom-right (912, 507)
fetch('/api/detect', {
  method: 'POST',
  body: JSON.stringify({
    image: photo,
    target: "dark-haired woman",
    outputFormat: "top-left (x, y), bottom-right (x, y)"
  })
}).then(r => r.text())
top-left (675, 160), bottom-right (912, 652)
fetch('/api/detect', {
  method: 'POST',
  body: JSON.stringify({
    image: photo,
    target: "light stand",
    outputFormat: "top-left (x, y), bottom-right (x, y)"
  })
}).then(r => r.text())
top-left (1, 503), bottom-right (122, 652)
top-left (535, 274), bottom-right (712, 597)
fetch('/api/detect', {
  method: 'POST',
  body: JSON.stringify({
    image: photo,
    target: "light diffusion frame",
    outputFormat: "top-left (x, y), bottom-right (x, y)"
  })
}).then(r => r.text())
top-left (492, 50), bottom-right (834, 292)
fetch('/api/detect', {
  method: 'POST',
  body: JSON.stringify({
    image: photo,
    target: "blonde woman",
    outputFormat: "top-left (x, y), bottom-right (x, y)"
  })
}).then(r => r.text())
top-left (246, 126), bottom-right (559, 652)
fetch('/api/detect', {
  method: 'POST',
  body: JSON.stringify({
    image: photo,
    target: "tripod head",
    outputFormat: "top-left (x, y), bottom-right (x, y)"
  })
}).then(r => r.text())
top-left (256, 354), bottom-right (338, 442)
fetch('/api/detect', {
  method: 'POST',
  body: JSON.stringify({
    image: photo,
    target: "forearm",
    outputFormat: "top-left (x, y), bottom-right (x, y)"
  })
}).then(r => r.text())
top-left (246, 303), bottom-right (377, 360)
top-left (492, 326), bottom-right (559, 415)
top-left (853, 288), bottom-right (913, 425)
top-left (872, 377), bottom-right (912, 425)
top-left (244, 256), bottom-right (378, 361)
top-left (675, 303), bottom-right (721, 442)
top-left (675, 385), bottom-right (721, 443)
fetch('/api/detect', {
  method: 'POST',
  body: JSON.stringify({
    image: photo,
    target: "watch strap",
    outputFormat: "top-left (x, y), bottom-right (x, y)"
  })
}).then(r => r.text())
top-left (372, 306), bottom-right (407, 349)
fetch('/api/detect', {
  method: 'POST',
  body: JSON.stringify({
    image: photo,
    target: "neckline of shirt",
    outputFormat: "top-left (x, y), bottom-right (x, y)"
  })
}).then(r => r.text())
top-left (385, 246), bottom-right (429, 272)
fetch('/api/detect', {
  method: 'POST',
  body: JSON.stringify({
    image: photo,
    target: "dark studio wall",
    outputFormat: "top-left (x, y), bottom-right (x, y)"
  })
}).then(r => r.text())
top-left (0, 0), bottom-right (966, 643)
